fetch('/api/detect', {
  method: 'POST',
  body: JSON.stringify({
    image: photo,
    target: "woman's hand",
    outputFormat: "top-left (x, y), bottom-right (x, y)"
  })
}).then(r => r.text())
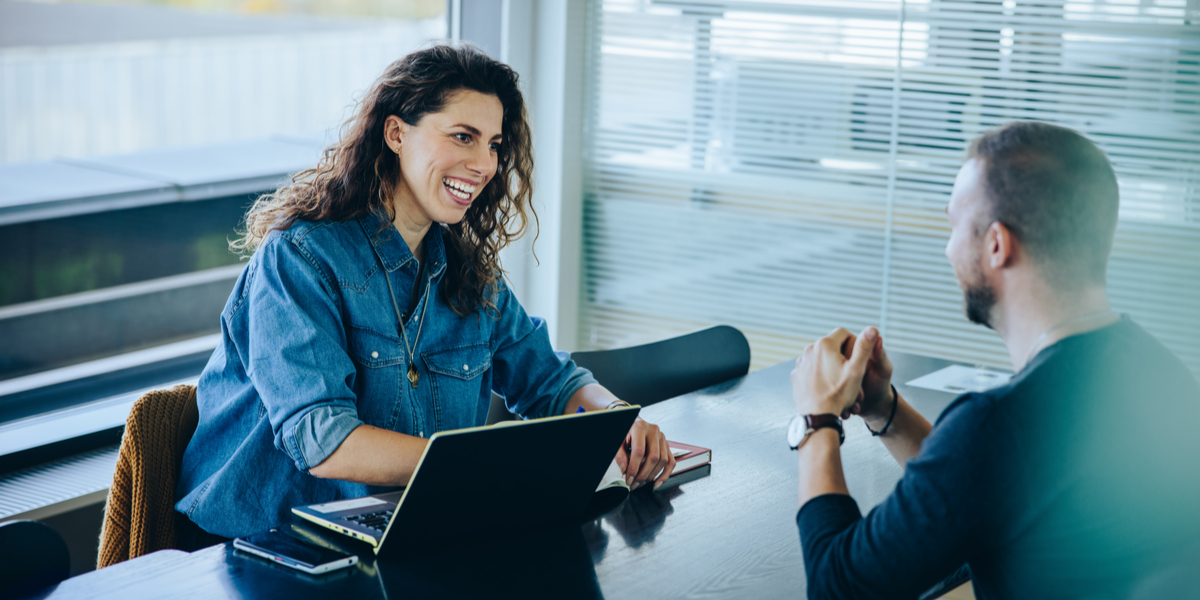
top-left (615, 418), bottom-right (676, 491)
top-left (565, 383), bottom-right (677, 490)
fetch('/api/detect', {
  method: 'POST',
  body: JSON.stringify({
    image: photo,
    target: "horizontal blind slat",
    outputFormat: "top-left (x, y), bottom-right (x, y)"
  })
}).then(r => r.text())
top-left (581, 0), bottom-right (1200, 377)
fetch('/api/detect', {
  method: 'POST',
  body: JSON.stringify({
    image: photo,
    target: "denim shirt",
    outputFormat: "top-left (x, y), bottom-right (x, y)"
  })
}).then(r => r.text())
top-left (175, 211), bottom-right (596, 538)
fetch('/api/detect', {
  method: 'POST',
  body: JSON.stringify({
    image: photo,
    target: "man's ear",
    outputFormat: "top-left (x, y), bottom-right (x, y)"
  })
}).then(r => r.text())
top-left (986, 221), bottom-right (1017, 270)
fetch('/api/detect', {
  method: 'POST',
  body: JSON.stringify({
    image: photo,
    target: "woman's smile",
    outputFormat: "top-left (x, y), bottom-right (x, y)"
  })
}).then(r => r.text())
top-left (441, 176), bottom-right (477, 206)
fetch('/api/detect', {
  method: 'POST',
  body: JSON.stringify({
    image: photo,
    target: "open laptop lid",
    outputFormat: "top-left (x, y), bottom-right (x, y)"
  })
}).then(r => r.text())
top-left (374, 405), bottom-right (639, 556)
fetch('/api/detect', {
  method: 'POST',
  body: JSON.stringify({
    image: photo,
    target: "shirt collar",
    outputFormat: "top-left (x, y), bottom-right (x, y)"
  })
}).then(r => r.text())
top-left (359, 210), bottom-right (449, 279)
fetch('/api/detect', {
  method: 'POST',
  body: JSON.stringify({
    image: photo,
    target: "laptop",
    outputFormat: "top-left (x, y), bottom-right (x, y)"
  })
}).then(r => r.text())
top-left (292, 406), bottom-right (640, 556)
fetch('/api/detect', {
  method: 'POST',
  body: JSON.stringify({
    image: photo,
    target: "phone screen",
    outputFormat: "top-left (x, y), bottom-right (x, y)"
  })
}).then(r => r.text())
top-left (235, 530), bottom-right (356, 573)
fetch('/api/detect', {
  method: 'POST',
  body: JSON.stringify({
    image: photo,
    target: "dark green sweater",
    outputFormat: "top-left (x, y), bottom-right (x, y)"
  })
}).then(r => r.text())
top-left (797, 317), bottom-right (1200, 599)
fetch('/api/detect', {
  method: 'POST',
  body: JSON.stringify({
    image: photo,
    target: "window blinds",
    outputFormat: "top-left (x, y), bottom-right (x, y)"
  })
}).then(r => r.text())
top-left (579, 0), bottom-right (1200, 375)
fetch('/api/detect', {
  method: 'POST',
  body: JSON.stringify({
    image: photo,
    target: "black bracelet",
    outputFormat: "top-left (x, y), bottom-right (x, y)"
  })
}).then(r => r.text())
top-left (866, 384), bottom-right (899, 437)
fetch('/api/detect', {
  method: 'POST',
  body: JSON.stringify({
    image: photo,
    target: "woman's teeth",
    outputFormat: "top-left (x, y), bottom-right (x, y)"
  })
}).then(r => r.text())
top-left (443, 177), bottom-right (474, 200)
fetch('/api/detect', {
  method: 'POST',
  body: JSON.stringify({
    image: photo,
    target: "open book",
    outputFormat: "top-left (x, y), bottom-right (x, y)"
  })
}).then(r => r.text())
top-left (487, 421), bottom-right (711, 515)
top-left (589, 441), bottom-right (712, 514)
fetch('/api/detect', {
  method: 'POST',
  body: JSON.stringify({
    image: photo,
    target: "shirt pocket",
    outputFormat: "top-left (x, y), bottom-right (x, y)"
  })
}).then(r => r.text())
top-left (347, 325), bottom-right (406, 431)
top-left (422, 342), bottom-right (492, 430)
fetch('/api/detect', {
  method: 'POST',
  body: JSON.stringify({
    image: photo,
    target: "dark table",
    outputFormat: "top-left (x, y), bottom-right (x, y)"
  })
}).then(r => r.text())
top-left (39, 352), bottom-right (968, 599)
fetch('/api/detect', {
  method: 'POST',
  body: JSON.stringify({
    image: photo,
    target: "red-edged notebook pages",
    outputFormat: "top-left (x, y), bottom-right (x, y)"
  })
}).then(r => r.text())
top-left (668, 441), bottom-right (711, 475)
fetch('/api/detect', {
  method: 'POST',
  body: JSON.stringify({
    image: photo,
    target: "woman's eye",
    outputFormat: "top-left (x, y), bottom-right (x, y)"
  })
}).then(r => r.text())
top-left (454, 133), bottom-right (471, 143)
top-left (489, 142), bottom-right (501, 152)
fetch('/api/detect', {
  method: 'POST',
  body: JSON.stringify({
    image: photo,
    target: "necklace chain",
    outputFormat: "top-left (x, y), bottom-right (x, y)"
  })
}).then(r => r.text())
top-left (382, 261), bottom-right (431, 388)
top-left (1024, 308), bottom-right (1117, 367)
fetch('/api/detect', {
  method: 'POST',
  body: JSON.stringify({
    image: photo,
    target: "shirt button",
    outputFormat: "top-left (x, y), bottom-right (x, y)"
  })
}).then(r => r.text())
top-left (371, 351), bottom-right (379, 359)
top-left (462, 364), bottom-right (469, 371)
top-left (419, 431), bottom-right (424, 437)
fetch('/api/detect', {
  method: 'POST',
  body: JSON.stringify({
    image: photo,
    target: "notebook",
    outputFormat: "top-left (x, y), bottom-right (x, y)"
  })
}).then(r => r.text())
top-left (292, 406), bottom-right (640, 556)
top-left (586, 439), bottom-right (712, 511)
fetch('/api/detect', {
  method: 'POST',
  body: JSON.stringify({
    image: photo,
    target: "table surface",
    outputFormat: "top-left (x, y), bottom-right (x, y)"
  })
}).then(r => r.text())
top-left (40, 351), bottom-right (969, 599)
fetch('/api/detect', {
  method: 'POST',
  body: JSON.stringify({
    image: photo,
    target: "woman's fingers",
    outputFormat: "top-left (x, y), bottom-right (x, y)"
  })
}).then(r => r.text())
top-left (632, 425), bottom-right (662, 489)
top-left (653, 435), bottom-right (676, 490)
top-left (633, 422), bottom-right (673, 490)
top-left (620, 419), bottom-right (675, 490)
top-left (625, 425), bottom-right (645, 487)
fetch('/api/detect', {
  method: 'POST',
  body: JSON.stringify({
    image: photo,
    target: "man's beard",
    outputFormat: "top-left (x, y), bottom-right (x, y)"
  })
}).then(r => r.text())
top-left (962, 267), bottom-right (997, 329)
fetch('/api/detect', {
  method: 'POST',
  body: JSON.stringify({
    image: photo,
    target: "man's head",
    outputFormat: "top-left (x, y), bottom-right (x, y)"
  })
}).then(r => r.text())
top-left (945, 122), bottom-right (1120, 327)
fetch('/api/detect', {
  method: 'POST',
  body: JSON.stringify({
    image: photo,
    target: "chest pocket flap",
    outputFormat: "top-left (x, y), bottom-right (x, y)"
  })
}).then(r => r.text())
top-left (422, 343), bottom-right (491, 380)
top-left (348, 326), bottom-right (405, 368)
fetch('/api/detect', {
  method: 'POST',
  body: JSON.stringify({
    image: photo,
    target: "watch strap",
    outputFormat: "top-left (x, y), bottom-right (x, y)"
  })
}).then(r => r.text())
top-left (804, 414), bottom-right (845, 446)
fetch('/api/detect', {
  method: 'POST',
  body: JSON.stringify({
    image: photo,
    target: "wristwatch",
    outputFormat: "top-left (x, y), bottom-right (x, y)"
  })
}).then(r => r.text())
top-left (788, 414), bottom-right (845, 450)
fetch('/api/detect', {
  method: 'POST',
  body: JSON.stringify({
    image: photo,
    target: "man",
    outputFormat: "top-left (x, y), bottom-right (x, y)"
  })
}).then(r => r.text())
top-left (788, 122), bottom-right (1200, 599)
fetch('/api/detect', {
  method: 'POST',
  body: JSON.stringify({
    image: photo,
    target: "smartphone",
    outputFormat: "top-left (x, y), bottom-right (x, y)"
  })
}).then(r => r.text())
top-left (233, 529), bottom-right (359, 575)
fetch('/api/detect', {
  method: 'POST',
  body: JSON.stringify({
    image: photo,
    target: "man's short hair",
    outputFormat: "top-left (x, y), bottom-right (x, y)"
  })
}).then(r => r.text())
top-left (967, 121), bottom-right (1119, 288)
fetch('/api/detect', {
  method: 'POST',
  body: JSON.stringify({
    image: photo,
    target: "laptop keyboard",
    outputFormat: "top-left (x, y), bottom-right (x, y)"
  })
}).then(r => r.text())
top-left (345, 509), bottom-right (393, 533)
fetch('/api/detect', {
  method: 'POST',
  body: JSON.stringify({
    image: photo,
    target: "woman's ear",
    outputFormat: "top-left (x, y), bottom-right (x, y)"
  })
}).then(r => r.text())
top-left (383, 115), bottom-right (403, 154)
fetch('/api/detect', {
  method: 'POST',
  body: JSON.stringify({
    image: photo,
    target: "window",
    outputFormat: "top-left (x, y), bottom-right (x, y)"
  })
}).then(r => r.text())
top-left (579, 0), bottom-right (1200, 374)
top-left (0, 0), bottom-right (445, 426)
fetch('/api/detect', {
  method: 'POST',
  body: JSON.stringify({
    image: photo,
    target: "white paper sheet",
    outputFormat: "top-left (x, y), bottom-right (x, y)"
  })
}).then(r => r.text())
top-left (905, 365), bottom-right (1013, 393)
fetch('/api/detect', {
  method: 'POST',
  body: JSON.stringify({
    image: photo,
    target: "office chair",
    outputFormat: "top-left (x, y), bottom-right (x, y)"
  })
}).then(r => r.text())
top-left (97, 384), bottom-right (199, 568)
top-left (0, 520), bottom-right (70, 597)
top-left (570, 325), bottom-right (751, 408)
top-left (486, 326), bottom-right (751, 425)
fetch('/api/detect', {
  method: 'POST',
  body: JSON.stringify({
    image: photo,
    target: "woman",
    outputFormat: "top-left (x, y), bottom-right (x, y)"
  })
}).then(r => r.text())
top-left (175, 44), bottom-right (675, 544)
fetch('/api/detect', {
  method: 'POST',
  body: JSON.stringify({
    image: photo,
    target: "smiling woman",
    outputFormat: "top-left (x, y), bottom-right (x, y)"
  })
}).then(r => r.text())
top-left (231, 45), bottom-right (532, 318)
top-left (174, 43), bottom-right (675, 544)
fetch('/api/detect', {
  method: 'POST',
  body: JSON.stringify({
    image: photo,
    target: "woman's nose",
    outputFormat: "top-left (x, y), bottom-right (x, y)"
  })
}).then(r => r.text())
top-left (465, 145), bottom-right (494, 176)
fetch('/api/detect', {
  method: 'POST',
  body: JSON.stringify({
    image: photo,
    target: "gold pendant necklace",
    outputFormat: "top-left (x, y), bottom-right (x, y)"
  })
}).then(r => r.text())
top-left (383, 266), bottom-right (431, 389)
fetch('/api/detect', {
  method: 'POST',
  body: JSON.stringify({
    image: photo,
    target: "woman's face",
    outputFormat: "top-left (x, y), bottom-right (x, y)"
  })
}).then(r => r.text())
top-left (387, 90), bottom-right (503, 229)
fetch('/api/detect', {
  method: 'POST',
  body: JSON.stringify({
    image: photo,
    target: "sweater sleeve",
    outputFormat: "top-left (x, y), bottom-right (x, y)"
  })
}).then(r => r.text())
top-left (795, 393), bottom-right (1015, 600)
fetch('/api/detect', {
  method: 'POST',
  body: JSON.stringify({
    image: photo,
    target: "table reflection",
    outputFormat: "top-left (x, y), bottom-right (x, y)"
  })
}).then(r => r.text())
top-left (373, 526), bottom-right (603, 599)
top-left (605, 484), bottom-right (682, 548)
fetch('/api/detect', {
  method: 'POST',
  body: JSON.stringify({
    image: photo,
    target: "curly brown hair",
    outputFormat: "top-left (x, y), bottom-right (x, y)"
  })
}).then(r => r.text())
top-left (232, 43), bottom-right (535, 316)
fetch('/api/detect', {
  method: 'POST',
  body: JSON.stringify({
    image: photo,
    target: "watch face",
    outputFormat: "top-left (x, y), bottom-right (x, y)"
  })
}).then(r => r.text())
top-left (787, 414), bottom-right (807, 448)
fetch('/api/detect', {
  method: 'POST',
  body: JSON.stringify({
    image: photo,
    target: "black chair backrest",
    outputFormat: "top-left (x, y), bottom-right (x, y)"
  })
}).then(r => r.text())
top-left (570, 325), bottom-right (751, 407)
top-left (0, 520), bottom-right (70, 597)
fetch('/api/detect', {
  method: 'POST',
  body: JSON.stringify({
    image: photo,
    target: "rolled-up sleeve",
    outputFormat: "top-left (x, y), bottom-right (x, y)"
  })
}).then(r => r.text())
top-left (283, 403), bottom-right (363, 472)
top-left (488, 281), bottom-right (597, 420)
top-left (246, 237), bottom-right (363, 471)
